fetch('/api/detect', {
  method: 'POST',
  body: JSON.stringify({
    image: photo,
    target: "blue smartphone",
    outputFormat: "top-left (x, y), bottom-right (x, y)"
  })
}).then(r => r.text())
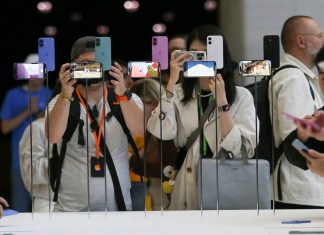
top-left (38, 37), bottom-right (55, 71)
top-left (95, 37), bottom-right (111, 72)
top-left (183, 61), bottom-right (216, 77)
top-left (152, 36), bottom-right (168, 70)
top-left (292, 138), bottom-right (310, 153)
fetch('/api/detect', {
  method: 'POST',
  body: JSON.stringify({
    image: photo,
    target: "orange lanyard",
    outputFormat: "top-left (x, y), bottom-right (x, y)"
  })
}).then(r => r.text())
top-left (75, 87), bottom-right (107, 158)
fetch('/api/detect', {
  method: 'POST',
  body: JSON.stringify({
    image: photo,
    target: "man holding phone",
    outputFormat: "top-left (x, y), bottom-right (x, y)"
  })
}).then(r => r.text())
top-left (269, 15), bottom-right (324, 209)
top-left (45, 36), bottom-right (144, 212)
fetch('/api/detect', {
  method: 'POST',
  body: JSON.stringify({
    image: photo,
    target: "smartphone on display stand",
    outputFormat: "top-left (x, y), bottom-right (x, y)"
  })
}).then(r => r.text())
top-left (282, 112), bottom-right (321, 133)
top-left (13, 63), bottom-right (47, 80)
top-left (95, 37), bottom-right (112, 72)
top-left (128, 61), bottom-right (161, 79)
top-left (238, 60), bottom-right (272, 77)
top-left (263, 35), bottom-right (280, 69)
top-left (38, 37), bottom-right (55, 71)
top-left (207, 35), bottom-right (223, 69)
top-left (183, 61), bottom-right (216, 78)
top-left (292, 138), bottom-right (310, 153)
top-left (152, 36), bottom-right (168, 70)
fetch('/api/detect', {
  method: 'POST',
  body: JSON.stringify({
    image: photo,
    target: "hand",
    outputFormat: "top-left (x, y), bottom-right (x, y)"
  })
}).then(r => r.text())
top-left (168, 50), bottom-right (192, 85)
top-left (108, 62), bottom-right (127, 96)
top-left (209, 73), bottom-right (227, 106)
top-left (296, 113), bottom-right (324, 141)
top-left (300, 149), bottom-right (324, 177)
top-left (59, 63), bottom-right (77, 98)
top-left (0, 197), bottom-right (9, 219)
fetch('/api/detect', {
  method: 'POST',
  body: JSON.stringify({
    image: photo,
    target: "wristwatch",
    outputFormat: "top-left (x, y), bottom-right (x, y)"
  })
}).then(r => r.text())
top-left (218, 104), bottom-right (231, 112)
top-left (116, 89), bottom-right (132, 102)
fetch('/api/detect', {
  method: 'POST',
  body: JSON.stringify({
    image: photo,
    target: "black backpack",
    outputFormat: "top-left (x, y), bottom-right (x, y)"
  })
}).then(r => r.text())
top-left (49, 87), bottom-right (142, 211)
top-left (245, 65), bottom-right (299, 173)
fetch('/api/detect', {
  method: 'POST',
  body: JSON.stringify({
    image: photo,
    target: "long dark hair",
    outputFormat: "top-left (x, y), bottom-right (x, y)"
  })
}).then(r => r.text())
top-left (181, 24), bottom-right (237, 105)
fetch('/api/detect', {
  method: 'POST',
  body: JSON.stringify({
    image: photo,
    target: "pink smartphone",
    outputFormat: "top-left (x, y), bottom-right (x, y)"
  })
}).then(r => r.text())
top-left (282, 112), bottom-right (321, 133)
top-left (152, 36), bottom-right (168, 70)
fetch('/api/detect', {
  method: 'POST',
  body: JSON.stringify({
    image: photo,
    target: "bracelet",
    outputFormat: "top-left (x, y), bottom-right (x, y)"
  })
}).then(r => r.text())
top-left (164, 89), bottom-right (174, 98)
top-left (60, 92), bottom-right (73, 103)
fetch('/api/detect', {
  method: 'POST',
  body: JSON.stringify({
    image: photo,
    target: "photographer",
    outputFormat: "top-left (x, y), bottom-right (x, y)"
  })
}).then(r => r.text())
top-left (45, 36), bottom-right (144, 212)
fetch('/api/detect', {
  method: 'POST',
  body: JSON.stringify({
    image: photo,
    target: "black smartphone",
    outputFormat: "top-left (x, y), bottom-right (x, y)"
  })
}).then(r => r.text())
top-left (13, 63), bottom-right (47, 80)
top-left (263, 35), bottom-right (280, 69)
top-left (70, 62), bottom-right (103, 79)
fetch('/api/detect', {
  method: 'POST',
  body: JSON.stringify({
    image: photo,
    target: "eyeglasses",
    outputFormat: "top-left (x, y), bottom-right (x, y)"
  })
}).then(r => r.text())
top-left (301, 32), bottom-right (324, 40)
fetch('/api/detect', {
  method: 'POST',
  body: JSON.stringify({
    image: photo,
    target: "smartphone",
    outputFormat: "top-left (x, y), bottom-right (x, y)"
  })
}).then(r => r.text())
top-left (38, 37), bottom-right (55, 71)
top-left (152, 36), bottom-right (168, 70)
top-left (207, 35), bottom-right (223, 69)
top-left (263, 35), bottom-right (280, 69)
top-left (128, 61), bottom-right (161, 79)
top-left (95, 37), bottom-right (111, 72)
top-left (174, 51), bottom-right (207, 61)
top-left (282, 112), bottom-right (321, 133)
top-left (238, 60), bottom-right (271, 77)
top-left (70, 62), bottom-right (103, 79)
top-left (183, 61), bottom-right (216, 78)
top-left (292, 138), bottom-right (310, 153)
top-left (13, 63), bottom-right (46, 80)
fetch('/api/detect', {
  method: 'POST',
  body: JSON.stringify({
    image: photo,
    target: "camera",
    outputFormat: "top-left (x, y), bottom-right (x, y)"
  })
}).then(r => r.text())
top-left (70, 61), bottom-right (103, 79)
top-left (174, 51), bottom-right (207, 61)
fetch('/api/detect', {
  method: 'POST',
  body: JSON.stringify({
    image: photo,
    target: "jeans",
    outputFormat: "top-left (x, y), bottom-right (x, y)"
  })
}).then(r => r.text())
top-left (11, 169), bottom-right (31, 212)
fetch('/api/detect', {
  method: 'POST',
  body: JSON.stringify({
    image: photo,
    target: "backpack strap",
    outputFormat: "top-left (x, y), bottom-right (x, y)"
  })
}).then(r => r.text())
top-left (105, 87), bottom-right (144, 182)
top-left (51, 91), bottom-right (83, 202)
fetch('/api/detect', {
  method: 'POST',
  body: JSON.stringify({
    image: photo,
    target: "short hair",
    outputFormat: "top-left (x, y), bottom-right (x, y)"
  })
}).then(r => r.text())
top-left (70, 36), bottom-right (95, 61)
top-left (316, 47), bottom-right (324, 70)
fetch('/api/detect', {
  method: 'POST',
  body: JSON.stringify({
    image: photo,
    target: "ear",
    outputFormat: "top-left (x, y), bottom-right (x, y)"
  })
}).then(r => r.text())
top-left (296, 35), bottom-right (306, 49)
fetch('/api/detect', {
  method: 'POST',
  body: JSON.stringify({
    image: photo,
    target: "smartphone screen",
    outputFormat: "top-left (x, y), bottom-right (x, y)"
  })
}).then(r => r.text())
top-left (128, 61), bottom-right (161, 79)
top-left (70, 62), bottom-right (103, 79)
top-left (95, 37), bottom-right (111, 72)
top-left (13, 63), bottom-right (46, 80)
top-left (207, 35), bottom-right (223, 69)
top-left (238, 60), bottom-right (271, 77)
top-left (183, 61), bottom-right (216, 78)
top-left (38, 37), bottom-right (55, 71)
top-left (152, 36), bottom-right (168, 70)
top-left (282, 112), bottom-right (321, 133)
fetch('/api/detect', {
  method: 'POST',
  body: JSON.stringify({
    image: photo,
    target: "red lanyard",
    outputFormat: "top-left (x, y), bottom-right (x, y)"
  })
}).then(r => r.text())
top-left (75, 87), bottom-right (107, 158)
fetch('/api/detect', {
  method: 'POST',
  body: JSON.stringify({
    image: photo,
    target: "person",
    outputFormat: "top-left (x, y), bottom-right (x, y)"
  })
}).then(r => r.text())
top-left (19, 81), bottom-right (62, 212)
top-left (269, 15), bottom-right (324, 209)
top-left (45, 36), bottom-right (144, 212)
top-left (113, 58), bottom-right (134, 89)
top-left (0, 53), bottom-right (53, 212)
top-left (0, 197), bottom-right (9, 219)
top-left (147, 24), bottom-right (258, 210)
top-left (160, 33), bottom-right (188, 87)
top-left (130, 78), bottom-right (177, 210)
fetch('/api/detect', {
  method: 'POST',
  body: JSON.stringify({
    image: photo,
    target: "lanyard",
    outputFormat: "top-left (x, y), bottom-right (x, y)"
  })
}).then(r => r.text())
top-left (196, 86), bottom-right (213, 156)
top-left (75, 87), bottom-right (107, 158)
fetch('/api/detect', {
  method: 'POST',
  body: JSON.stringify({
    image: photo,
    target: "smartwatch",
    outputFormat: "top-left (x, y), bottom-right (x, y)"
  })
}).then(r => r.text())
top-left (116, 89), bottom-right (132, 102)
top-left (218, 104), bottom-right (231, 112)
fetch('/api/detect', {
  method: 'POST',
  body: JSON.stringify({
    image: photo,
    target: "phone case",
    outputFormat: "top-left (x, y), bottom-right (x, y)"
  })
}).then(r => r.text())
top-left (207, 35), bottom-right (223, 69)
top-left (38, 37), bottom-right (55, 71)
top-left (128, 61), bottom-right (160, 78)
top-left (95, 37), bottom-right (111, 72)
top-left (282, 111), bottom-right (321, 132)
top-left (13, 63), bottom-right (46, 80)
top-left (292, 139), bottom-right (310, 152)
top-left (152, 36), bottom-right (168, 70)
top-left (183, 61), bottom-right (216, 77)
top-left (263, 35), bottom-right (280, 69)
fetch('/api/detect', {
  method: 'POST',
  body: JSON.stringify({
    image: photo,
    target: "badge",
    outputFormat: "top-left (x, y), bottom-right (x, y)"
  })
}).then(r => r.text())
top-left (91, 157), bottom-right (104, 177)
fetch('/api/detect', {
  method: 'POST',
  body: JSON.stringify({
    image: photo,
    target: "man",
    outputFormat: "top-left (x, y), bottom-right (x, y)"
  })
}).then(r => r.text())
top-left (270, 15), bottom-right (324, 209)
top-left (0, 53), bottom-right (52, 212)
top-left (45, 36), bottom-right (144, 211)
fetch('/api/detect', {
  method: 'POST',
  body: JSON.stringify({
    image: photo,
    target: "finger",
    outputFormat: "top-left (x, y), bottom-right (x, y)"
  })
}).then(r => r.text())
top-left (0, 197), bottom-right (9, 207)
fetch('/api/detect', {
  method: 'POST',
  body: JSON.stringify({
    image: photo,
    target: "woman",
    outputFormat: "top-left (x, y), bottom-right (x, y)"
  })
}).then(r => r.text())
top-left (147, 24), bottom-right (258, 210)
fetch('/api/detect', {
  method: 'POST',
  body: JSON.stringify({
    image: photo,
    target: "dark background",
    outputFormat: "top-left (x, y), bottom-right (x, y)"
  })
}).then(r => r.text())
top-left (0, 0), bottom-right (220, 203)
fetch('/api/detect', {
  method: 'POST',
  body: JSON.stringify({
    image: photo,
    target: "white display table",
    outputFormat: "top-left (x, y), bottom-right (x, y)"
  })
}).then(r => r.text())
top-left (1, 209), bottom-right (324, 235)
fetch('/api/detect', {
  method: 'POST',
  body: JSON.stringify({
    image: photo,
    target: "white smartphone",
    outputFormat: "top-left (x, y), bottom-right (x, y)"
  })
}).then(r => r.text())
top-left (207, 35), bottom-right (223, 69)
top-left (292, 139), bottom-right (310, 153)
top-left (174, 51), bottom-right (207, 61)
top-left (183, 61), bottom-right (216, 78)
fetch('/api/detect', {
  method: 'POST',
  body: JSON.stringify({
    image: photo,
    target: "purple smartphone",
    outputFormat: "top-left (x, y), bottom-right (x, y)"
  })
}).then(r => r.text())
top-left (282, 112), bottom-right (321, 133)
top-left (152, 36), bottom-right (168, 70)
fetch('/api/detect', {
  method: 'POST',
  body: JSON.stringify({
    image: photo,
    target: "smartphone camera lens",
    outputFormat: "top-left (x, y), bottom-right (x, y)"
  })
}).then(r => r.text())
top-left (153, 37), bottom-right (157, 46)
top-left (39, 40), bottom-right (44, 47)
top-left (96, 38), bottom-right (100, 46)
